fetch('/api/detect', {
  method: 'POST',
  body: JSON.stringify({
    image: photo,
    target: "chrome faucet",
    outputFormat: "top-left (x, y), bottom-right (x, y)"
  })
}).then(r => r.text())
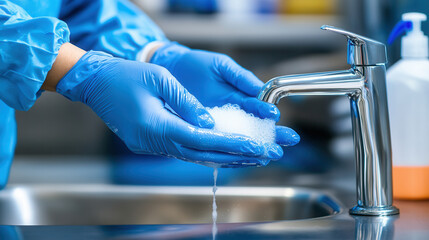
top-left (258, 26), bottom-right (399, 216)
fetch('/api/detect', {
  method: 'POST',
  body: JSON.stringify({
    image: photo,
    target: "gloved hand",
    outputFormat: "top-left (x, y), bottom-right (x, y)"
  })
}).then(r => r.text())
top-left (57, 51), bottom-right (283, 167)
top-left (151, 42), bottom-right (300, 147)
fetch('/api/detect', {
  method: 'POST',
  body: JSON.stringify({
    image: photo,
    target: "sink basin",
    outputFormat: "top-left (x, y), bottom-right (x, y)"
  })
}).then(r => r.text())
top-left (0, 185), bottom-right (341, 225)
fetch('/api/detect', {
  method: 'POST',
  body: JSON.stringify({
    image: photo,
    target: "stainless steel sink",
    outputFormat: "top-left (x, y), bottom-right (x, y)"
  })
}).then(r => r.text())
top-left (0, 185), bottom-right (341, 225)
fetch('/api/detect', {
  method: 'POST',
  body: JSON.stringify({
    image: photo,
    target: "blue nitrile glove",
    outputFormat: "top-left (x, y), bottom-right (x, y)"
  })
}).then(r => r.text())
top-left (151, 42), bottom-right (300, 147)
top-left (57, 51), bottom-right (283, 167)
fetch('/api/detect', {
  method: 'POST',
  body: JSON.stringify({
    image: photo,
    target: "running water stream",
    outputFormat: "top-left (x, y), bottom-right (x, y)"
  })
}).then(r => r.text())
top-left (212, 168), bottom-right (218, 240)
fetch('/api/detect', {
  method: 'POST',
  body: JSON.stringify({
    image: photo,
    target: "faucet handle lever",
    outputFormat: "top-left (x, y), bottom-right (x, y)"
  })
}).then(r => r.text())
top-left (321, 25), bottom-right (387, 66)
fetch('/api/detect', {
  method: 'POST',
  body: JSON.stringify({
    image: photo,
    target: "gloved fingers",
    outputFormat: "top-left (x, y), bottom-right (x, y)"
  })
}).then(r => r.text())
top-left (266, 143), bottom-right (284, 161)
top-left (228, 93), bottom-right (280, 121)
top-left (169, 123), bottom-right (266, 157)
top-left (275, 126), bottom-right (300, 147)
top-left (167, 114), bottom-right (284, 158)
top-left (217, 56), bottom-right (263, 97)
top-left (178, 146), bottom-right (272, 167)
top-left (152, 66), bottom-right (215, 129)
top-left (241, 97), bottom-right (280, 121)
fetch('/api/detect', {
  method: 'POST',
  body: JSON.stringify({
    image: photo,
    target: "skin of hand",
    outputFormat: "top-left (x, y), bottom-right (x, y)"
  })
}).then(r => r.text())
top-left (44, 43), bottom-right (283, 167)
top-left (43, 43), bottom-right (86, 91)
top-left (150, 42), bottom-right (301, 147)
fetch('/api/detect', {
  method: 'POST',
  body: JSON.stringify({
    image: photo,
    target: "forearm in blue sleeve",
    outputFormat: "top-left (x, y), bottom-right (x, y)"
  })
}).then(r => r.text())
top-left (0, 1), bottom-right (70, 111)
top-left (59, 0), bottom-right (168, 61)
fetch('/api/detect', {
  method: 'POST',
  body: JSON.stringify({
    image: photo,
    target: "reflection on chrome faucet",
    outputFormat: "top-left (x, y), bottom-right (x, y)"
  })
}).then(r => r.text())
top-left (354, 216), bottom-right (397, 240)
top-left (258, 26), bottom-right (399, 216)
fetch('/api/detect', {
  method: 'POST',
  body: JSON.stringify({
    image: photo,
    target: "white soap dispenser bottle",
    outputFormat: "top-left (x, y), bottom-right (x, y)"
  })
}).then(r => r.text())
top-left (387, 12), bottom-right (429, 199)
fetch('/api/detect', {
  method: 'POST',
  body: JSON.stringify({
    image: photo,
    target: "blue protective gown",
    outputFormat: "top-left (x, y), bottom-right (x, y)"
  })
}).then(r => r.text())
top-left (0, 0), bottom-right (167, 188)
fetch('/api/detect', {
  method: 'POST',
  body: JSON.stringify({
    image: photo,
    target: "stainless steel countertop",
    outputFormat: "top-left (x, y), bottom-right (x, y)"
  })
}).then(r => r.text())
top-left (6, 191), bottom-right (427, 240)
top-left (6, 157), bottom-right (429, 239)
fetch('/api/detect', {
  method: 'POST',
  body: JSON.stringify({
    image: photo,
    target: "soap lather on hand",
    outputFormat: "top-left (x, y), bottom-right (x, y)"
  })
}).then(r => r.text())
top-left (205, 104), bottom-right (299, 168)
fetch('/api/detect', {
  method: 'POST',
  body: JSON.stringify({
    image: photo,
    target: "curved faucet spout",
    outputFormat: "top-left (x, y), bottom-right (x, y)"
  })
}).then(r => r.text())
top-left (258, 70), bottom-right (363, 104)
top-left (258, 65), bottom-right (399, 216)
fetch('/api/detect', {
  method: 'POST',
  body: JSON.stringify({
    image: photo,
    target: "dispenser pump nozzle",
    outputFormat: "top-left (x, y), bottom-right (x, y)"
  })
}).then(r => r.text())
top-left (388, 12), bottom-right (428, 58)
top-left (404, 13), bottom-right (427, 58)
top-left (403, 12), bottom-right (426, 36)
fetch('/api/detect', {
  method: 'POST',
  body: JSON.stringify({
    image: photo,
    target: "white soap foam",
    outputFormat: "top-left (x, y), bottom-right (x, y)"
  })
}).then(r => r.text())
top-left (207, 104), bottom-right (276, 144)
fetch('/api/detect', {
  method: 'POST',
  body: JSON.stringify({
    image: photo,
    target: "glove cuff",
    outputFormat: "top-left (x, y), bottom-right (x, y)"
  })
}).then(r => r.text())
top-left (56, 51), bottom-right (113, 102)
top-left (136, 41), bottom-right (169, 62)
top-left (150, 42), bottom-right (191, 71)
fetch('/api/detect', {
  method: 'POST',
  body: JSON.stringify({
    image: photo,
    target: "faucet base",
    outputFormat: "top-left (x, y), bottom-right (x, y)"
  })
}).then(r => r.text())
top-left (349, 205), bottom-right (399, 216)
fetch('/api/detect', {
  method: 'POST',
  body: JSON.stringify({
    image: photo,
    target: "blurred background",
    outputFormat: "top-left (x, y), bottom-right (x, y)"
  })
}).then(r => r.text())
top-left (9, 0), bottom-right (429, 187)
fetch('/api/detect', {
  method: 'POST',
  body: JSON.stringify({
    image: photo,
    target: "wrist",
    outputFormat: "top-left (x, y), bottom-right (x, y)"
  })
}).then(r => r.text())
top-left (150, 42), bottom-right (191, 70)
top-left (43, 43), bottom-right (86, 92)
top-left (136, 41), bottom-right (168, 63)
top-left (56, 51), bottom-right (113, 103)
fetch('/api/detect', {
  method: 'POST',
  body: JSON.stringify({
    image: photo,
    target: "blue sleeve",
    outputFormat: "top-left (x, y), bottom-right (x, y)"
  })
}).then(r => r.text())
top-left (0, 1), bottom-right (70, 111)
top-left (59, 0), bottom-right (168, 60)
